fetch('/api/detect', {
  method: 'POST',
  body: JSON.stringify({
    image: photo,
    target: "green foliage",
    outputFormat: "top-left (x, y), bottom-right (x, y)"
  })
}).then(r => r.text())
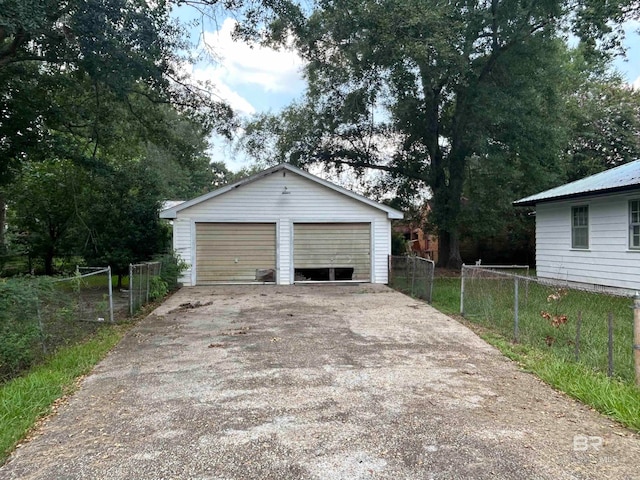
top-left (563, 76), bottom-right (640, 181)
top-left (79, 161), bottom-right (167, 277)
top-left (242, 0), bottom-right (636, 268)
top-left (2, 13), bottom-right (229, 272)
top-left (155, 251), bottom-right (189, 290)
top-left (4, 102), bottom-right (219, 275)
top-left (149, 276), bottom-right (169, 301)
top-left (0, 0), bottom-right (233, 157)
top-left (0, 278), bottom-right (50, 379)
top-left (391, 231), bottom-right (408, 256)
top-left (5, 159), bottom-right (87, 274)
top-left (0, 325), bottom-right (126, 464)
top-left (0, 276), bottom-right (109, 382)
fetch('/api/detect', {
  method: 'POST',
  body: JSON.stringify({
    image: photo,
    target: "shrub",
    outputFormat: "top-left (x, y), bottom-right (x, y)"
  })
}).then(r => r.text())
top-left (154, 251), bottom-right (188, 290)
top-left (0, 278), bottom-right (51, 380)
top-left (149, 276), bottom-right (168, 300)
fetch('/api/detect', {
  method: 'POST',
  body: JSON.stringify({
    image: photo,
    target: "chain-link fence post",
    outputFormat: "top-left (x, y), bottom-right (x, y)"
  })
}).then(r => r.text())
top-left (460, 264), bottom-right (466, 315)
top-left (410, 256), bottom-right (416, 297)
top-left (129, 263), bottom-right (134, 316)
top-left (107, 266), bottom-right (114, 323)
top-left (145, 264), bottom-right (150, 304)
top-left (428, 261), bottom-right (434, 304)
top-left (514, 276), bottom-right (519, 343)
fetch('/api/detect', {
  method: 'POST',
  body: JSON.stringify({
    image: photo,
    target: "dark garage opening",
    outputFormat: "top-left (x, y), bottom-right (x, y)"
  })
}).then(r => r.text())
top-left (295, 268), bottom-right (354, 281)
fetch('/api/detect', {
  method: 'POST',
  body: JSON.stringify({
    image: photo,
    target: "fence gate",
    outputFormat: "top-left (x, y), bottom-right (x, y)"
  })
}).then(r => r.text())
top-left (388, 255), bottom-right (435, 303)
top-left (129, 261), bottom-right (162, 315)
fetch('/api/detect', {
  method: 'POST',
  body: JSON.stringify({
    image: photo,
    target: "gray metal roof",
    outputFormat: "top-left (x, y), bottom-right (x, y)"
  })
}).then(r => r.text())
top-left (513, 159), bottom-right (640, 206)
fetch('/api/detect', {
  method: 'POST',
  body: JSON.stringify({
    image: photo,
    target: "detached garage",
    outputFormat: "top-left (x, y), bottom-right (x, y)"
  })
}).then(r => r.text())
top-left (160, 163), bottom-right (403, 286)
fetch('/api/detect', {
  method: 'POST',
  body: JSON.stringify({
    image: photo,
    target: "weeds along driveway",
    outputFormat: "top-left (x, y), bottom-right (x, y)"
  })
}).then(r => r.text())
top-left (2, 284), bottom-right (639, 480)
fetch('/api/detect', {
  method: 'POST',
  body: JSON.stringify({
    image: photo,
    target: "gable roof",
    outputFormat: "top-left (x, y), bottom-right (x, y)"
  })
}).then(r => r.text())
top-left (159, 163), bottom-right (404, 219)
top-left (513, 159), bottom-right (640, 207)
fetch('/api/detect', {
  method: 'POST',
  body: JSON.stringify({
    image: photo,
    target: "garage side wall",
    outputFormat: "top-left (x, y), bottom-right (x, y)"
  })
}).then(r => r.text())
top-left (173, 171), bottom-right (392, 285)
top-left (172, 218), bottom-right (192, 285)
top-left (374, 218), bottom-right (391, 284)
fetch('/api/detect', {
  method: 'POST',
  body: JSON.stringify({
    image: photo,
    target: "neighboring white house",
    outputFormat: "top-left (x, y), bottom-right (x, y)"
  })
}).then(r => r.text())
top-left (160, 163), bottom-right (403, 286)
top-left (513, 160), bottom-right (640, 293)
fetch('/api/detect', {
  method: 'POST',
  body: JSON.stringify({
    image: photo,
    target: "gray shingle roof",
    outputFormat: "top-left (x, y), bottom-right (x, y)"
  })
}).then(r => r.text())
top-left (513, 159), bottom-right (640, 207)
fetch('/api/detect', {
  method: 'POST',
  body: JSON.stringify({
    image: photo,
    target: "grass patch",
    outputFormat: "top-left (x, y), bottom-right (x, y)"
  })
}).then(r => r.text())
top-left (431, 277), bottom-right (461, 315)
top-left (0, 324), bottom-right (129, 464)
top-left (429, 274), bottom-right (640, 432)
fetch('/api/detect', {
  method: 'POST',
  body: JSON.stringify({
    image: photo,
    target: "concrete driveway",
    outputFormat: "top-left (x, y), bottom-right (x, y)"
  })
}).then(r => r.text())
top-left (1, 285), bottom-right (639, 479)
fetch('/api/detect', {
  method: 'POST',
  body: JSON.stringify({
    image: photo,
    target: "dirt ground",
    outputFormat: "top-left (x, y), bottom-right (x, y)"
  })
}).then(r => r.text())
top-left (1, 284), bottom-right (639, 480)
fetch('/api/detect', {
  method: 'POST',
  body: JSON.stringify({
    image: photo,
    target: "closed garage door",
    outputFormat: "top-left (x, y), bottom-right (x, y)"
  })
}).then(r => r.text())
top-left (293, 223), bottom-right (370, 282)
top-left (196, 223), bottom-right (276, 284)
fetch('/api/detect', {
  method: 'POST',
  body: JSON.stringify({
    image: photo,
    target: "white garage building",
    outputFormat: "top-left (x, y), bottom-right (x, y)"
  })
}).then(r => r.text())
top-left (160, 163), bottom-right (403, 286)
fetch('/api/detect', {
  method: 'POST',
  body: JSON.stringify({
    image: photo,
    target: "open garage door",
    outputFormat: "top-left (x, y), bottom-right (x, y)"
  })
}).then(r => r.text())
top-left (195, 223), bottom-right (276, 284)
top-left (293, 223), bottom-right (371, 282)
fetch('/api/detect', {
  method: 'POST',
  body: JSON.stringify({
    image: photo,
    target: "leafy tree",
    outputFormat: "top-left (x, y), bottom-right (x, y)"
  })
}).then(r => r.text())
top-left (564, 75), bottom-right (640, 181)
top-left (241, 0), bottom-right (637, 268)
top-left (79, 161), bottom-right (168, 286)
top-left (5, 158), bottom-right (87, 274)
top-left (0, 0), bottom-right (236, 185)
top-left (4, 84), bottom-right (220, 277)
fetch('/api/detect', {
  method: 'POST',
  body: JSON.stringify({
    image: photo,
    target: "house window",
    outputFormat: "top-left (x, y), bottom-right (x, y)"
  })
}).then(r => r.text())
top-left (571, 205), bottom-right (589, 249)
top-left (630, 200), bottom-right (640, 249)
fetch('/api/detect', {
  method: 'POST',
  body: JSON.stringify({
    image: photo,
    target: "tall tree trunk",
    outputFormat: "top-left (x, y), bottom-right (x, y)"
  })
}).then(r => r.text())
top-left (44, 247), bottom-right (54, 275)
top-left (447, 229), bottom-right (463, 269)
top-left (437, 230), bottom-right (450, 268)
top-left (444, 152), bottom-right (465, 269)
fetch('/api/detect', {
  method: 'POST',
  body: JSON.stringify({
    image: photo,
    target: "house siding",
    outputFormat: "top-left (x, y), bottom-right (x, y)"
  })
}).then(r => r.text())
top-left (173, 170), bottom-right (392, 286)
top-left (536, 190), bottom-right (640, 292)
top-left (173, 218), bottom-right (192, 285)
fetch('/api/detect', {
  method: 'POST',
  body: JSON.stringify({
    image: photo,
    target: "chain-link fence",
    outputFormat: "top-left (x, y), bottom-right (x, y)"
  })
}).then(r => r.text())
top-left (0, 254), bottom-right (32, 276)
top-left (62, 267), bottom-right (115, 323)
top-left (0, 267), bottom-right (114, 382)
top-left (388, 255), bottom-right (435, 303)
top-left (460, 265), bottom-right (636, 384)
top-left (129, 261), bottom-right (162, 316)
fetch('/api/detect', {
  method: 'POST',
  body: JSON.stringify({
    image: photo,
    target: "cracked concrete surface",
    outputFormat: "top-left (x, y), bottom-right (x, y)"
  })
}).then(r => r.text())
top-left (1, 284), bottom-right (639, 479)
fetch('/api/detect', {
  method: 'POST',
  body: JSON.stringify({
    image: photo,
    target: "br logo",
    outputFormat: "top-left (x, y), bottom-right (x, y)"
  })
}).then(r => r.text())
top-left (573, 435), bottom-right (603, 451)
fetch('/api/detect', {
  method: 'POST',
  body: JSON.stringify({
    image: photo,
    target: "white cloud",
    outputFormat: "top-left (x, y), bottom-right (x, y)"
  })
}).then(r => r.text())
top-left (200, 18), bottom-right (306, 94)
top-left (181, 62), bottom-right (256, 116)
top-left (179, 17), bottom-right (306, 120)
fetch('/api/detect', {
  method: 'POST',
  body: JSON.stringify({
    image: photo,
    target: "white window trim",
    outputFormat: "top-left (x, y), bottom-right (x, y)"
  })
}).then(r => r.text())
top-left (629, 199), bottom-right (640, 250)
top-left (571, 205), bottom-right (589, 250)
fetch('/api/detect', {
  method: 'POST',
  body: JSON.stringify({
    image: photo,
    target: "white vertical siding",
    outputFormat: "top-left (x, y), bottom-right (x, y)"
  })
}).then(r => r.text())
top-left (536, 191), bottom-right (640, 291)
top-left (172, 218), bottom-right (192, 286)
top-left (373, 218), bottom-right (391, 283)
top-left (278, 220), bottom-right (291, 285)
top-left (173, 170), bottom-right (393, 285)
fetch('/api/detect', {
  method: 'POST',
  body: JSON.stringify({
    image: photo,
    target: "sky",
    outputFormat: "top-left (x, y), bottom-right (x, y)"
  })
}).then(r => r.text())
top-left (175, 9), bottom-right (640, 172)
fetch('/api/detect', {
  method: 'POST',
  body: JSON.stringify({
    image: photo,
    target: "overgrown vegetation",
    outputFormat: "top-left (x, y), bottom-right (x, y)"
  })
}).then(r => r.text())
top-left (0, 277), bottom-right (99, 381)
top-left (240, 0), bottom-right (640, 268)
top-left (0, 324), bottom-right (128, 465)
top-left (430, 273), bottom-right (640, 432)
top-left (0, 252), bottom-right (184, 464)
